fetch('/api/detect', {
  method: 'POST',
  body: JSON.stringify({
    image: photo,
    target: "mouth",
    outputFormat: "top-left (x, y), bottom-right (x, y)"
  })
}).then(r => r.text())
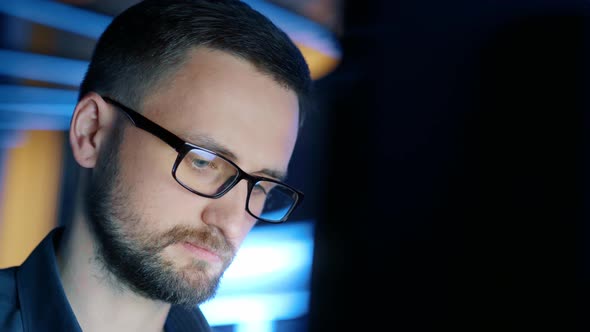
top-left (180, 241), bottom-right (223, 264)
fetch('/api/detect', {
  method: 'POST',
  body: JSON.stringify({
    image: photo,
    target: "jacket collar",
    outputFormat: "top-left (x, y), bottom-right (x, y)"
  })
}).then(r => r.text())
top-left (16, 227), bottom-right (82, 332)
top-left (15, 227), bottom-right (210, 332)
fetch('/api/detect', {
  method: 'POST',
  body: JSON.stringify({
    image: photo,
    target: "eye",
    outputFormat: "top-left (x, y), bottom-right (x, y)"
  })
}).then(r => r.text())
top-left (192, 158), bottom-right (214, 169)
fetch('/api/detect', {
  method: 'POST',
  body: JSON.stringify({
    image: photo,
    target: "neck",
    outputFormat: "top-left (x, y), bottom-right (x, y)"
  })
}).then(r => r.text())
top-left (56, 208), bottom-right (171, 332)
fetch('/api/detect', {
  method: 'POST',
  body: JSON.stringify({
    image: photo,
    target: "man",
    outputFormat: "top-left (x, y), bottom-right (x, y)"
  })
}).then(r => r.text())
top-left (0, 0), bottom-right (312, 331)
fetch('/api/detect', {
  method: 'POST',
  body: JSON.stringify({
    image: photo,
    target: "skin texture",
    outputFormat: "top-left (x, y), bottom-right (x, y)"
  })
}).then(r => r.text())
top-left (59, 47), bottom-right (300, 332)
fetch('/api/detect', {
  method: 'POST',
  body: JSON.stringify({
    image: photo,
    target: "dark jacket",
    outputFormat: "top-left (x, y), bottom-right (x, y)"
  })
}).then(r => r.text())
top-left (0, 227), bottom-right (211, 332)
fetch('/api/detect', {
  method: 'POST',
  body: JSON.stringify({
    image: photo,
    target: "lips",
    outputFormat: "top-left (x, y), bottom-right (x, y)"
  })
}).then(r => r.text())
top-left (181, 241), bottom-right (223, 263)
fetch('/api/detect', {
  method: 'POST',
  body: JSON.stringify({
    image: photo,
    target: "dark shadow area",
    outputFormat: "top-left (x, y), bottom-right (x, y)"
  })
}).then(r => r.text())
top-left (308, 1), bottom-right (588, 331)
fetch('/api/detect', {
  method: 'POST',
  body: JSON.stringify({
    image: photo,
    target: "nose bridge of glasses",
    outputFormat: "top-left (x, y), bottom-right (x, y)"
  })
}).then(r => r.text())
top-left (216, 176), bottom-right (251, 214)
top-left (213, 159), bottom-right (254, 195)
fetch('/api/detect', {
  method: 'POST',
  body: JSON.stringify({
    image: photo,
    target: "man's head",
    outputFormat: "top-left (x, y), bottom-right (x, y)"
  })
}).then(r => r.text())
top-left (69, 0), bottom-right (311, 306)
top-left (78, 0), bottom-right (311, 123)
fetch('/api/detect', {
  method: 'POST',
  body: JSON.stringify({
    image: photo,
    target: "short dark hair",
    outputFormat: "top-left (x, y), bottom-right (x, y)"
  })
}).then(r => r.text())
top-left (79, 0), bottom-right (312, 126)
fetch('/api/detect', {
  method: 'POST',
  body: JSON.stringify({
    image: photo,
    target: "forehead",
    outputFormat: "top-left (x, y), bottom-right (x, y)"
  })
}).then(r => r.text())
top-left (140, 48), bottom-right (300, 175)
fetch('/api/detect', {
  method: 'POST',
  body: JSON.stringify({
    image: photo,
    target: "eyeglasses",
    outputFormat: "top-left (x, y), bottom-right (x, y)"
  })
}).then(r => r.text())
top-left (102, 96), bottom-right (304, 224)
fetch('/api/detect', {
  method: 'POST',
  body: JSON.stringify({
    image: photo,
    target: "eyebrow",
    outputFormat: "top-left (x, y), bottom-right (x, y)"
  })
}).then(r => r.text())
top-left (181, 132), bottom-right (288, 181)
top-left (259, 168), bottom-right (288, 182)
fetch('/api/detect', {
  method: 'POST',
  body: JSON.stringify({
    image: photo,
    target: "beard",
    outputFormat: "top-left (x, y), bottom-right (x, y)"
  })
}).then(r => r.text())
top-left (84, 127), bottom-right (236, 307)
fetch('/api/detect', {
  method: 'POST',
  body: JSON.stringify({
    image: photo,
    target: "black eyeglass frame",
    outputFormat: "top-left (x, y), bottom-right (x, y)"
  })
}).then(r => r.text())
top-left (101, 96), bottom-right (304, 223)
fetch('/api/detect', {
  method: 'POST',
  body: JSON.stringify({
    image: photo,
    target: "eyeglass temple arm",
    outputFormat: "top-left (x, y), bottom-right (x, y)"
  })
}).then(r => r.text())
top-left (104, 97), bottom-right (185, 151)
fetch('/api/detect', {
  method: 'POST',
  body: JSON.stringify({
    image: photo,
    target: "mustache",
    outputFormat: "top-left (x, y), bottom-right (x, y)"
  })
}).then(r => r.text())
top-left (148, 225), bottom-right (235, 259)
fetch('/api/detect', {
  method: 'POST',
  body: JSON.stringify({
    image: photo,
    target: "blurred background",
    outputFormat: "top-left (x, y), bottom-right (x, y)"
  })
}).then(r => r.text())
top-left (0, 0), bottom-right (588, 331)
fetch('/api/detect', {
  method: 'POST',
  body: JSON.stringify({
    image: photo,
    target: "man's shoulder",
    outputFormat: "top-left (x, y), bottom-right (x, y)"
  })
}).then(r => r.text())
top-left (0, 266), bottom-right (23, 331)
top-left (0, 266), bottom-right (18, 302)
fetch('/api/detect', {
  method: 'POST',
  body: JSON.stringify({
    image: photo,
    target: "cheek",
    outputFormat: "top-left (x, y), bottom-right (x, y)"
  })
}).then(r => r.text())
top-left (230, 219), bottom-right (258, 250)
top-left (118, 133), bottom-right (174, 185)
top-left (117, 137), bottom-right (203, 227)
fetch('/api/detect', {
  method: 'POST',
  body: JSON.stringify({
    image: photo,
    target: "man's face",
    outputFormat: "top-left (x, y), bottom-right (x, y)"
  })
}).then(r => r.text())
top-left (85, 48), bottom-right (300, 306)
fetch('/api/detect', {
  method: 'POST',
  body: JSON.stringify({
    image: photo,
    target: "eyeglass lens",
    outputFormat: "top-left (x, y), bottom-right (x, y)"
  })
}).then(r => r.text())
top-left (174, 148), bottom-right (297, 222)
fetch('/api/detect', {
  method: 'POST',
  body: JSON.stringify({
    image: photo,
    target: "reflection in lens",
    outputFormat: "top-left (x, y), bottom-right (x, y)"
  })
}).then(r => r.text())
top-left (175, 150), bottom-right (300, 222)
top-left (248, 181), bottom-right (296, 222)
top-left (175, 148), bottom-right (238, 196)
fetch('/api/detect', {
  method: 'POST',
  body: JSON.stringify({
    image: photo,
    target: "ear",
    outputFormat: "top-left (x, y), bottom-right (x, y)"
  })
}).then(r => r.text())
top-left (69, 92), bottom-right (117, 168)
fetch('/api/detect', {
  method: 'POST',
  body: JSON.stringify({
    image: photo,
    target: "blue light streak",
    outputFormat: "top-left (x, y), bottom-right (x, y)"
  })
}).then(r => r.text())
top-left (0, 50), bottom-right (87, 87)
top-left (0, 85), bottom-right (76, 130)
top-left (0, 0), bottom-right (341, 58)
top-left (0, 0), bottom-right (111, 39)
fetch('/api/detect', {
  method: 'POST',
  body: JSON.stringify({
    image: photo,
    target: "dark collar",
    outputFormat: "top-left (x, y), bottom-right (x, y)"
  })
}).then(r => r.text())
top-left (16, 227), bottom-right (82, 331)
top-left (16, 227), bottom-right (210, 332)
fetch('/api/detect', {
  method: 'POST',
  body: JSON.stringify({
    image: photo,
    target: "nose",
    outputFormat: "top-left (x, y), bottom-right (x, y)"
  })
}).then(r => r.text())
top-left (200, 179), bottom-right (255, 239)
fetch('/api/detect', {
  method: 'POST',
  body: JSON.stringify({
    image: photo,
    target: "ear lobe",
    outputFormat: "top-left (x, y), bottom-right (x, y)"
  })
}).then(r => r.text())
top-left (69, 93), bottom-right (116, 168)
